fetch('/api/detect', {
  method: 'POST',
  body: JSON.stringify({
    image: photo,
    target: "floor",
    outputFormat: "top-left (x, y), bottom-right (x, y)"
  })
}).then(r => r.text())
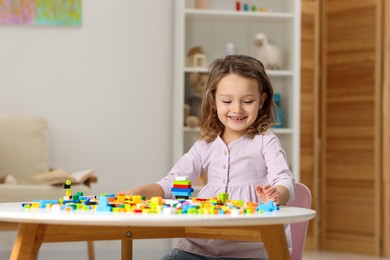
top-left (303, 251), bottom-right (390, 260)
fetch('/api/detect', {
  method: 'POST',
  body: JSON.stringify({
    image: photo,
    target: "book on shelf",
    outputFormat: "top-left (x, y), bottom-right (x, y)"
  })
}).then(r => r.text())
top-left (33, 168), bottom-right (97, 186)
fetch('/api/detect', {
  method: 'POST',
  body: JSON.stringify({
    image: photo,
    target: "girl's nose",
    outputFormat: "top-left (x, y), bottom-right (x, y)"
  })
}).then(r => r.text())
top-left (232, 102), bottom-right (243, 113)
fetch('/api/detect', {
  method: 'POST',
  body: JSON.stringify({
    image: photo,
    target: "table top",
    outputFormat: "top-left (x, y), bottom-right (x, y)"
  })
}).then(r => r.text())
top-left (0, 202), bottom-right (316, 227)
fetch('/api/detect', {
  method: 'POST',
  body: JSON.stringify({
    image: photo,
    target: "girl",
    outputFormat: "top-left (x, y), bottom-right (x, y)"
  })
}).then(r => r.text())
top-left (125, 55), bottom-right (295, 259)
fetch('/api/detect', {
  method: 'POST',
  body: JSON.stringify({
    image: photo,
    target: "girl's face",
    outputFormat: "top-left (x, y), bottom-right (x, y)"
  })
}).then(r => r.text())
top-left (215, 74), bottom-right (266, 143)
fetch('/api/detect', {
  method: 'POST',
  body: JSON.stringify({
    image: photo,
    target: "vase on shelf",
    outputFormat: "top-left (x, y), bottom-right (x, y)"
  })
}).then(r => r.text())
top-left (273, 92), bottom-right (284, 128)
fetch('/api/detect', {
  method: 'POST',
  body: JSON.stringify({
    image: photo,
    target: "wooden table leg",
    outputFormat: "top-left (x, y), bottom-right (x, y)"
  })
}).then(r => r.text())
top-left (10, 223), bottom-right (47, 260)
top-left (87, 241), bottom-right (95, 260)
top-left (259, 224), bottom-right (290, 260)
top-left (121, 233), bottom-right (133, 260)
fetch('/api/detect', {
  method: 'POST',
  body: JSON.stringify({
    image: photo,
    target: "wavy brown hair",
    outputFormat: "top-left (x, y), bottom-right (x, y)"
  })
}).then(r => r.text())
top-left (199, 55), bottom-right (276, 142)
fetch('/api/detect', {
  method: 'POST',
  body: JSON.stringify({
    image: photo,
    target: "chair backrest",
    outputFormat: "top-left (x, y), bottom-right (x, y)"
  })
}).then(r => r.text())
top-left (286, 182), bottom-right (312, 260)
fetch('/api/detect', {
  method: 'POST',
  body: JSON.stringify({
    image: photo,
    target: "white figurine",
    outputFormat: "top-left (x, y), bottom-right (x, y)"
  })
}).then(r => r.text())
top-left (254, 33), bottom-right (283, 70)
top-left (225, 43), bottom-right (236, 56)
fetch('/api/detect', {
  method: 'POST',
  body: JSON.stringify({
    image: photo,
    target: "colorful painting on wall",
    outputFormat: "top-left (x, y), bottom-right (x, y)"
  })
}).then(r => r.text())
top-left (0, 0), bottom-right (82, 26)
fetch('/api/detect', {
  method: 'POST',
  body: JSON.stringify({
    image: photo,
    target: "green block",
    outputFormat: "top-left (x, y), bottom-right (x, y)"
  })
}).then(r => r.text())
top-left (218, 193), bottom-right (229, 203)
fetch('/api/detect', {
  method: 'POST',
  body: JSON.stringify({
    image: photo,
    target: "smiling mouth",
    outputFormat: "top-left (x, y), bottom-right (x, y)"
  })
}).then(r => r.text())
top-left (229, 116), bottom-right (247, 121)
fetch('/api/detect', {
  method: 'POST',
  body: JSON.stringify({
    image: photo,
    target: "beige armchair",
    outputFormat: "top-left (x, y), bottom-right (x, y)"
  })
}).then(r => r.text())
top-left (0, 115), bottom-right (96, 259)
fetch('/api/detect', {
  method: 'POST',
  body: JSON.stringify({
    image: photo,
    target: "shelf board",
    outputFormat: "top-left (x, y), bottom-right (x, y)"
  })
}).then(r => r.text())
top-left (271, 128), bottom-right (293, 134)
top-left (184, 126), bottom-right (200, 133)
top-left (184, 67), bottom-right (208, 73)
top-left (267, 70), bottom-right (294, 77)
top-left (185, 67), bottom-right (293, 77)
top-left (185, 9), bottom-right (293, 22)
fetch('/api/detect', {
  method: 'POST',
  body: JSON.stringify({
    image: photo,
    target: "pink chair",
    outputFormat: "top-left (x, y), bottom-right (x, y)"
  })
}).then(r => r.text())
top-left (287, 182), bottom-right (312, 260)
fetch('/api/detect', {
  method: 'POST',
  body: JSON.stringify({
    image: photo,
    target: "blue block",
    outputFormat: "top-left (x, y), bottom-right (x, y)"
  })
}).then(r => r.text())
top-left (96, 196), bottom-right (112, 212)
top-left (171, 188), bottom-right (194, 193)
top-left (256, 201), bottom-right (280, 212)
top-left (172, 191), bottom-right (193, 196)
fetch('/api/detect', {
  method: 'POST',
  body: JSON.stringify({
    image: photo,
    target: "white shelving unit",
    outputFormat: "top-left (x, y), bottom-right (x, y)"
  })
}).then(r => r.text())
top-left (173, 0), bottom-right (301, 180)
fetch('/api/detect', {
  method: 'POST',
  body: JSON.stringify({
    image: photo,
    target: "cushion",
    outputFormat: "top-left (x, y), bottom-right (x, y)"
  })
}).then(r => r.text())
top-left (33, 169), bottom-right (96, 185)
top-left (0, 116), bottom-right (49, 184)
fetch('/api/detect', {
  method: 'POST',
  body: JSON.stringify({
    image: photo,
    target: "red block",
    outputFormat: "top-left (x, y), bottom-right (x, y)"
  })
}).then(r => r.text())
top-left (173, 184), bottom-right (192, 189)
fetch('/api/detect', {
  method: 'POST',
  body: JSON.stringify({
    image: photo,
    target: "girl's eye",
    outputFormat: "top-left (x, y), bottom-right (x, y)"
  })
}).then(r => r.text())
top-left (222, 101), bottom-right (231, 104)
top-left (244, 100), bottom-right (254, 104)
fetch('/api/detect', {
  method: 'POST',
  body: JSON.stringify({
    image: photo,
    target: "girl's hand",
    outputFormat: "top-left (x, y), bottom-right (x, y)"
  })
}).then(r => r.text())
top-left (255, 184), bottom-right (280, 205)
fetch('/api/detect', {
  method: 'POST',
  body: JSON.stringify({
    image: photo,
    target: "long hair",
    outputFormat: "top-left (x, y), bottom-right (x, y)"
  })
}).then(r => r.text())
top-left (199, 55), bottom-right (276, 142)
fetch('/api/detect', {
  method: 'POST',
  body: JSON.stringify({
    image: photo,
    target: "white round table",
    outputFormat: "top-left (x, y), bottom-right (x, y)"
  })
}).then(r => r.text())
top-left (0, 202), bottom-right (316, 260)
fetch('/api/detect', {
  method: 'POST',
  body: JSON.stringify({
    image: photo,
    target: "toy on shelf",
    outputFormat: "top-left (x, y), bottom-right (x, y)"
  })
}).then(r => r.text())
top-left (254, 33), bottom-right (283, 70)
top-left (273, 92), bottom-right (284, 128)
top-left (235, 2), bottom-right (271, 12)
top-left (225, 42), bottom-right (236, 56)
top-left (21, 179), bottom-right (280, 215)
top-left (258, 6), bottom-right (269, 12)
top-left (235, 1), bottom-right (241, 11)
top-left (184, 72), bottom-right (209, 128)
top-left (194, 0), bottom-right (209, 10)
top-left (186, 46), bottom-right (207, 68)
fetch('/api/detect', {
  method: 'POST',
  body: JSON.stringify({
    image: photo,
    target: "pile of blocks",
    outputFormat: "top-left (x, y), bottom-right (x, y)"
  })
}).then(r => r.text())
top-left (21, 178), bottom-right (280, 215)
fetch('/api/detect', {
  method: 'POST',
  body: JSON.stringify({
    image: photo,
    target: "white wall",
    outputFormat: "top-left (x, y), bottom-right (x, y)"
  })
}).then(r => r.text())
top-left (0, 0), bottom-right (174, 259)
